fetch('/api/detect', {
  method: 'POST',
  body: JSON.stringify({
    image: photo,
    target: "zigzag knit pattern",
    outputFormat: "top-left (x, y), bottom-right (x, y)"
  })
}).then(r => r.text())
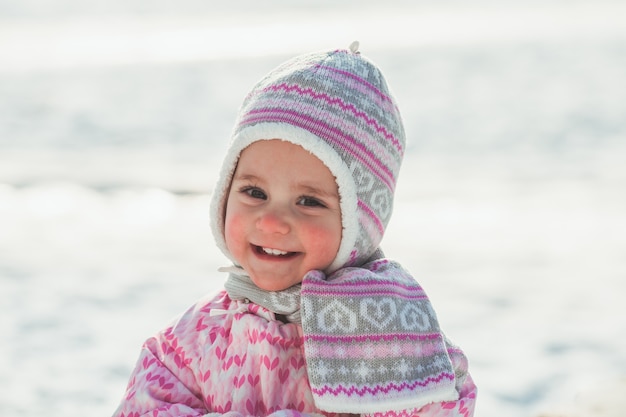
top-left (301, 258), bottom-right (459, 414)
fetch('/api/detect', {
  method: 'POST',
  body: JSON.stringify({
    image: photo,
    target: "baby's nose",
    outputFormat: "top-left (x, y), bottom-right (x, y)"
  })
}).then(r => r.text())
top-left (256, 211), bottom-right (291, 234)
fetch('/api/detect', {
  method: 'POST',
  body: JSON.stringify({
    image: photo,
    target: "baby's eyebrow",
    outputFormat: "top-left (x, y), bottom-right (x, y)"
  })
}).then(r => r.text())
top-left (232, 173), bottom-right (260, 182)
top-left (299, 184), bottom-right (339, 200)
top-left (232, 173), bottom-right (338, 199)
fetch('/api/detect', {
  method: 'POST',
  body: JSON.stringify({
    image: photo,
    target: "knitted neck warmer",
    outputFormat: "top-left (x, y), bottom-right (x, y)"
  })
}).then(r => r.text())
top-left (222, 266), bottom-right (302, 323)
top-left (223, 257), bottom-right (459, 414)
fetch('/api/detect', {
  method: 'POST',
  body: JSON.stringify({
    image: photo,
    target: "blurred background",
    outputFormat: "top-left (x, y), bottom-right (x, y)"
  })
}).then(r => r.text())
top-left (1, 1), bottom-right (625, 416)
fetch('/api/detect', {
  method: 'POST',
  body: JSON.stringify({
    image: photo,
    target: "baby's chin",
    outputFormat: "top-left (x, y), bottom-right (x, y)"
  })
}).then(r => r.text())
top-left (248, 274), bottom-right (302, 292)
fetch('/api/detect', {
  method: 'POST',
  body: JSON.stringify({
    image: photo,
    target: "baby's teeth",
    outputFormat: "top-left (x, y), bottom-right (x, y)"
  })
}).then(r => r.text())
top-left (262, 247), bottom-right (288, 256)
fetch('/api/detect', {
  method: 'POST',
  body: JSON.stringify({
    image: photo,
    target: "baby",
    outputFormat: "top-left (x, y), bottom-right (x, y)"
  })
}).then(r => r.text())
top-left (113, 42), bottom-right (476, 417)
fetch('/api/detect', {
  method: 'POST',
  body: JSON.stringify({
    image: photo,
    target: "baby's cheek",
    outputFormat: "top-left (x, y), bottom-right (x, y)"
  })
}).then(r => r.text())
top-left (307, 224), bottom-right (341, 263)
top-left (224, 211), bottom-right (245, 252)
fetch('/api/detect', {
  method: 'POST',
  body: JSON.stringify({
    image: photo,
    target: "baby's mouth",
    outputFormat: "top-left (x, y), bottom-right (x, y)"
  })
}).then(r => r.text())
top-left (254, 245), bottom-right (298, 258)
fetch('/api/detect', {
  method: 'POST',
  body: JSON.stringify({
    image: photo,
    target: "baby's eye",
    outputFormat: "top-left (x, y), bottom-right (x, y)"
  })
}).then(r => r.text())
top-left (241, 187), bottom-right (266, 200)
top-left (297, 196), bottom-right (326, 208)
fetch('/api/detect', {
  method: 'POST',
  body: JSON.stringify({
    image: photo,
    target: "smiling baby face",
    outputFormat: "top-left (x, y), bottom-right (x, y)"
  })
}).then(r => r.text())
top-left (224, 139), bottom-right (342, 291)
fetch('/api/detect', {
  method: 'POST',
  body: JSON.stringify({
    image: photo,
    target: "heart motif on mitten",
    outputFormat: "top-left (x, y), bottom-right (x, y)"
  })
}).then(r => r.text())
top-left (360, 298), bottom-right (397, 330)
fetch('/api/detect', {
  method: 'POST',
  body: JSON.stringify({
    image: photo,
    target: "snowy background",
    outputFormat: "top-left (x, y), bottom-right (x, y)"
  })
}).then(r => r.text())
top-left (1, 1), bottom-right (625, 416)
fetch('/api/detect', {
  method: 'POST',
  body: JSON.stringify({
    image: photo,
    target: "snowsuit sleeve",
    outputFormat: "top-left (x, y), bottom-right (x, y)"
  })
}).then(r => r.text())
top-left (112, 292), bottom-right (341, 417)
top-left (113, 333), bottom-right (207, 417)
top-left (114, 335), bottom-right (329, 417)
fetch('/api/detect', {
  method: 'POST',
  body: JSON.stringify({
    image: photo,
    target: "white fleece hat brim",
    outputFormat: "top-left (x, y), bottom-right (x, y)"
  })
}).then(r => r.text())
top-left (209, 122), bottom-right (359, 274)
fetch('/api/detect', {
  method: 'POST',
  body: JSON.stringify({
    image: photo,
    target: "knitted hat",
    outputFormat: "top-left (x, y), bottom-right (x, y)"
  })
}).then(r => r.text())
top-left (210, 42), bottom-right (406, 273)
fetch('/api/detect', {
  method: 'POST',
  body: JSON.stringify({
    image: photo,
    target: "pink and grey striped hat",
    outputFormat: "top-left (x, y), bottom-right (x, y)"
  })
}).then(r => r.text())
top-left (210, 42), bottom-right (406, 273)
